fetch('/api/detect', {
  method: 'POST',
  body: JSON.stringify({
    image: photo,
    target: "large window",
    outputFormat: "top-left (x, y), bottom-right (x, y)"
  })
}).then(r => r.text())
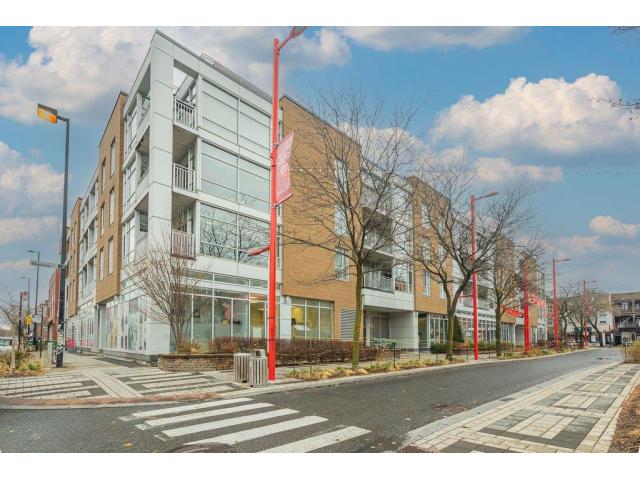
top-left (423, 271), bottom-right (431, 296)
top-left (201, 80), bottom-right (270, 157)
top-left (201, 142), bottom-right (269, 213)
top-left (290, 297), bottom-right (333, 340)
top-left (200, 204), bottom-right (270, 266)
top-left (335, 206), bottom-right (347, 236)
top-left (110, 139), bottom-right (116, 176)
top-left (335, 248), bottom-right (349, 281)
top-left (99, 248), bottom-right (104, 280)
top-left (109, 189), bottom-right (115, 224)
top-left (108, 238), bottom-right (114, 275)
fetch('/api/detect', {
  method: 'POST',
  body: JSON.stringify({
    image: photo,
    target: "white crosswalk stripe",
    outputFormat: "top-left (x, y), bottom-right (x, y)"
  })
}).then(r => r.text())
top-left (259, 426), bottom-right (371, 452)
top-left (120, 397), bottom-right (254, 421)
top-left (119, 397), bottom-right (371, 452)
top-left (160, 408), bottom-right (298, 439)
top-left (187, 416), bottom-right (328, 446)
top-left (136, 402), bottom-right (274, 429)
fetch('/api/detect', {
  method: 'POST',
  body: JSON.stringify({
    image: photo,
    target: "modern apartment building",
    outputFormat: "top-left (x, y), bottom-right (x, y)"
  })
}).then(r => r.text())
top-left (611, 292), bottom-right (640, 344)
top-left (63, 30), bottom-right (546, 362)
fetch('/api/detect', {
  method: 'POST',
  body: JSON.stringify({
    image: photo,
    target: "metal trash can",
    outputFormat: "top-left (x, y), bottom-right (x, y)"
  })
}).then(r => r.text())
top-left (233, 352), bottom-right (251, 383)
top-left (249, 349), bottom-right (268, 387)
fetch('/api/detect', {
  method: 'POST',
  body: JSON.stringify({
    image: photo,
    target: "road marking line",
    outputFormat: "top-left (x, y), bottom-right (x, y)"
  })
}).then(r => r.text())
top-left (119, 397), bottom-right (254, 421)
top-left (188, 415), bottom-right (328, 446)
top-left (15, 385), bottom-right (104, 398)
top-left (125, 373), bottom-right (198, 384)
top-left (139, 385), bottom-right (234, 397)
top-left (138, 382), bottom-right (223, 394)
top-left (2, 381), bottom-right (85, 395)
top-left (259, 426), bottom-right (370, 452)
top-left (141, 378), bottom-right (213, 389)
top-left (137, 402), bottom-right (274, 429)
top-left (162, 408), bottom-right (298, 438)
top-left (36, 390), bottom-right (93, 399)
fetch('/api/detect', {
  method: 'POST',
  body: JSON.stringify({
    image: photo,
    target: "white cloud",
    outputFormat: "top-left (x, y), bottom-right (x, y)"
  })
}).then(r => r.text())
top-left (0, 141), bottom-right (63, 215)
top-left (475, 156), bottom-right (563, 183)
top-left (0, 27), bottom-right (350, 125)
top-left (589, 215), bottom-right (639, 238)
top-left (0, 259), bottom-right (31, 273)
top-left (0, 216), bottom-right (58, 246)
top-left (556, 235), bottom-right (602, 256)
top-left (340, 27), bottom-right (526, 51)
top-left (430, 73), bottom-right (640, 156)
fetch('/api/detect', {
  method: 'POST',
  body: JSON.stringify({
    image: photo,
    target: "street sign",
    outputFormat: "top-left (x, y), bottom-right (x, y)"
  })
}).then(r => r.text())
top-left (30, 260), bottom-right (62, 269)
top-left (25, 314), bottom-right (32, 326)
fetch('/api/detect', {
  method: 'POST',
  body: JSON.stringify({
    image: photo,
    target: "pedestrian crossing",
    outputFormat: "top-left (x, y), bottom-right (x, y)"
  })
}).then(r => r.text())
top-left (100, 367), bottom-right (245, 397)
top-left (0, 373), bottom-right (108, 399)
top-left (119, 397), bottom-right (372, 452)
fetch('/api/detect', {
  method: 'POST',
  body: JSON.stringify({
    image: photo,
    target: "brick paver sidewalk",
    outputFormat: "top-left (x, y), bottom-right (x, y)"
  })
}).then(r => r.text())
top-left (404, 362), bottom-right (640, 453)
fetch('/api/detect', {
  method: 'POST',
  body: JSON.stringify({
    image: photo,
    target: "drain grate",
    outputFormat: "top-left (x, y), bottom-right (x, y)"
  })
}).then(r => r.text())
top-left (432, 403), bottom-right (466, 413)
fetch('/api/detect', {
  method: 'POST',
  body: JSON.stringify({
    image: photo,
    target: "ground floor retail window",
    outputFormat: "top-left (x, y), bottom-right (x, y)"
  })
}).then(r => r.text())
top-left (290, 297), bottom-right (333, 340)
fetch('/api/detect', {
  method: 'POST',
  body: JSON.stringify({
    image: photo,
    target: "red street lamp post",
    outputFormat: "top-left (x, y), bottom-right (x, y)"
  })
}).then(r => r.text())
top-left (471, 191), bottom-right (498, 361)
top-left (552, 257), bottom-right (570, 352)
top-left (268, 27), bottom-right (307, 382)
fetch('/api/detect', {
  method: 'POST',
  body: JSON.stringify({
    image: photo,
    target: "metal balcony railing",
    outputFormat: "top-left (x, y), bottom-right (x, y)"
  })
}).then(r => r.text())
top-left (174, 97), bottom-right (196, 129)
top-left (171, 230), bottom-right (195, 258)
top-left (364, 273), bottom-right (394, 292)
top-left (173, 163), bottom-right (195, 192)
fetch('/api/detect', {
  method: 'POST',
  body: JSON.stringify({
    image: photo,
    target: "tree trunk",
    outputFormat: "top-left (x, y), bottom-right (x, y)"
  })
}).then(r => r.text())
top-left (10, 323), bottom-right (17, 374)
top-left (352, 265), bottom-right (364, 369)
top-left (445, 308), bottom-right (455, 360)
top-left (495, 308), bottom-right (503, 358)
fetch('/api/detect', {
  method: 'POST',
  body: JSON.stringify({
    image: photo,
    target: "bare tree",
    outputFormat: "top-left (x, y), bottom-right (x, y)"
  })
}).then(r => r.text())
top-left (125, 219), bottom-right (200, 352)
top-left (558, 281), bottom-right (586, 346)
top-left (487, 236), bottom-right (545, 357)
top-left (283, 87), bottom-right (420, 368)
top-left (411, 161), bottom-right (536, 359)
top-left (0, 290), bottom-right (22, 374)
top-left (584, 288), bottom-right (611, 347)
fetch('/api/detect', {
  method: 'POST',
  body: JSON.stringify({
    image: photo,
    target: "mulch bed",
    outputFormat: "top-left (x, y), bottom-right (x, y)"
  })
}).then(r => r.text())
top-left (609, 383), bottom-right (640, 453)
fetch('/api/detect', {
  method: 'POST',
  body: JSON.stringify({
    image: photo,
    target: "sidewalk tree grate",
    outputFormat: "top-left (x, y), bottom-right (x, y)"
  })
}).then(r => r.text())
top-left (432, 403), bottom-right (466, 413)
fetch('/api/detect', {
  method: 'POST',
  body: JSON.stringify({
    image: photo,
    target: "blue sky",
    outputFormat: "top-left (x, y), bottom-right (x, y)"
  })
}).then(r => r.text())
top-left (0, 26), bottom-right (639, 305)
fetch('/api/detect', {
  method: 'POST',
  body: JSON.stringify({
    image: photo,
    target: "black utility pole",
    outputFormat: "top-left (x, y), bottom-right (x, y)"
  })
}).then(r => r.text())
top-left (57, 115), bottom-right (70, 368)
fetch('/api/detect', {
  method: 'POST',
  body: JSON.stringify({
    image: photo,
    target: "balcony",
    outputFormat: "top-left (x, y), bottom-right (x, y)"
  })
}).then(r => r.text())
top-left (174, 97), bottom-right (196, 130)
top-left (171, 230), bottom-right (196, 258)
top-left (364, 232), bottom-right (393, 255)
top-left (364, 273), bottom-right (393, 292)
top-left (173, 163), bottom-right (195, 192)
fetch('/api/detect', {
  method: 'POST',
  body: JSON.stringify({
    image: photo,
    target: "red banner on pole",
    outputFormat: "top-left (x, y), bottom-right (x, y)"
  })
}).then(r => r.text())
top-left (529, 294), bottom-right (546, 308)
top-left (275, 132), bottom-right (294, 206)
top-left (504, 307), bottom-right (524, 318)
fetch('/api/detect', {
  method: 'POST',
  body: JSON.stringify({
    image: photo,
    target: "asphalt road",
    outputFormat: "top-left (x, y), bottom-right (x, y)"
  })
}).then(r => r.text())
top-left (0, 348), bottom-right (623, 453)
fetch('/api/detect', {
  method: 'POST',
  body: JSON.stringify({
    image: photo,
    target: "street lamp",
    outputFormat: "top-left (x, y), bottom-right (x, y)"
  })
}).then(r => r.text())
top-left (583, 280), bottom-right (597, 348)
top-left (267, 27), bottom-right (307, 381)
top-left (471, 191), bottom-right (498, 361)
top-left (37, 103), bottom-right (70, 368)
top-left (552, 257), bottom-right (570, 352)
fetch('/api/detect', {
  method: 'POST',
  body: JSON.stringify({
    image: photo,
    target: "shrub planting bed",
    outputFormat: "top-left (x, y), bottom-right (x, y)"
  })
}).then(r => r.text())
top-left (0, 351), bottom-right (45, 377)
top-left (285, 357), bottom-right (466, 381)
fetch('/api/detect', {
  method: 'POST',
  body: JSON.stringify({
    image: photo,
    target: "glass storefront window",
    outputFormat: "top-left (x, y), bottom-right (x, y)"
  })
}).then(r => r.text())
top-left (290, 298), bottom-right (333, 340)
top-left (193, 295), bottom-right (213, 347)
top-left (291, 304), bottom-right (305, 339)
top-left (214, 297), bottom-right (232, 338)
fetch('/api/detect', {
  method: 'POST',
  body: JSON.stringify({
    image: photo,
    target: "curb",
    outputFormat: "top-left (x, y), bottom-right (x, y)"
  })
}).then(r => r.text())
top-left (220, 347), bottom-right (595, 398)
top-left (0, 391), bottom-right (222, 409)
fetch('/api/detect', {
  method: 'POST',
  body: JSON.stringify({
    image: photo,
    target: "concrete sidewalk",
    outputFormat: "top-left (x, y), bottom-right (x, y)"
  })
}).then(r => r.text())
top-left (403, 362), bottom-right (640, 453)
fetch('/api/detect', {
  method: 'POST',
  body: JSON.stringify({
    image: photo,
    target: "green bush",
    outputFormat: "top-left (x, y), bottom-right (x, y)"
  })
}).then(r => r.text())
top-left (627, 340), bottom-right (640, 363)
top-left (430, 342), bottom-right (447, 354)
top-left (452, 316), bottom-right (464, 343)
top-left (207, 337), bottom-right (377, 365)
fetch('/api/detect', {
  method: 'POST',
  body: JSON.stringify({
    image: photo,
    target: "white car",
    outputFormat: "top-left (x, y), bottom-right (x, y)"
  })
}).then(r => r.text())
top-left (0, 337), bottom-right (13, 352)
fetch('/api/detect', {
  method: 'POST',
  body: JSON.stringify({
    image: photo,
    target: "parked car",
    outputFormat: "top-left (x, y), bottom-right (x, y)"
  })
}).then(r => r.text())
top-left (0, 336), bottom-right (13, 352)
